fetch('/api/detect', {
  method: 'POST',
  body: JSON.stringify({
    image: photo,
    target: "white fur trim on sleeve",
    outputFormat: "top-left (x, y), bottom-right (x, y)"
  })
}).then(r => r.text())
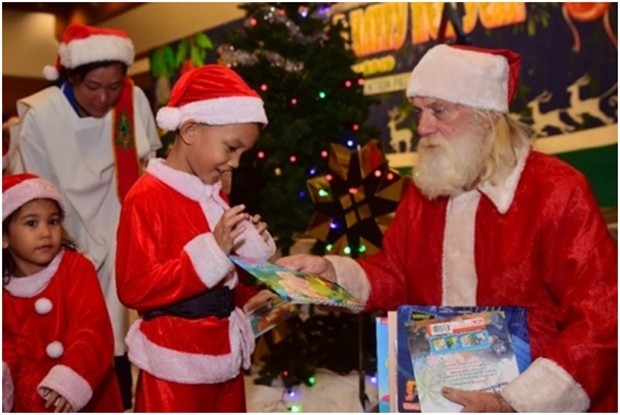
top-left (500, 357), bottom-right (590, 412)
top-left (3, 362), bottom-right (14, 412)
top-left (37, 364), bottom-right (93, 412)
top-left (184, 233), bottom-right (234, 288)
top-left (324, 255), bottom-right (371, 306)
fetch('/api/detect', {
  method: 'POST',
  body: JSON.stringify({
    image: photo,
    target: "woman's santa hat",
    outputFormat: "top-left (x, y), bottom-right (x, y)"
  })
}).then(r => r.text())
top-left (156, 64), bottom-right (268, 131)
top-left (406, 44), bottom-right (521, 113)
top-left (43, 24), bottom-right (135, 81)
top-left (3, 173), bottom-right (64, 221)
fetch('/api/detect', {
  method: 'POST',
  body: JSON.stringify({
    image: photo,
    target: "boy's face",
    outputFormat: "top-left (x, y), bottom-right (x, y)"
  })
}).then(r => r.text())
top-left (182, 122), bottom-right (260, 185)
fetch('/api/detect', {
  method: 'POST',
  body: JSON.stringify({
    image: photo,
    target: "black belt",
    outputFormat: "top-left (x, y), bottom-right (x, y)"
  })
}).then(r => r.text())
top-left (142, 286), bottom-right (235, 321)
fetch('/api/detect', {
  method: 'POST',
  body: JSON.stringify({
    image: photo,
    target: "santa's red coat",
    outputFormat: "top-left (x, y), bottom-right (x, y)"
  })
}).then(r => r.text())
top-left (332, 150), bottom-right (617, 412)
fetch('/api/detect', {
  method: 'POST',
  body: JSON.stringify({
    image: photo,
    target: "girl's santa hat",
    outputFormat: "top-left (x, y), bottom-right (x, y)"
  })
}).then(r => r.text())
top-left (3, 173), bottom-right (64, 221)
top-left (43, 24), bottom-right (135, 81)
top-left (156, 64), bottom-right (268, 131)
top-left (406, 44), bottom-right (520, 113)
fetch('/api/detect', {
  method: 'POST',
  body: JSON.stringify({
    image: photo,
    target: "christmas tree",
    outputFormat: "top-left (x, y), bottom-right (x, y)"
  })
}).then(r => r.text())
top-left (218, 3), bottom-right (379, 252)
top-left (219, 4), bottom-right (383, 402)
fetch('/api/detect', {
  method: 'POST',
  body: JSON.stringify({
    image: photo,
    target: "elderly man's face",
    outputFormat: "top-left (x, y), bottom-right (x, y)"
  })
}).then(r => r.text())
top-left (410, 97), bottom-right (491, 199)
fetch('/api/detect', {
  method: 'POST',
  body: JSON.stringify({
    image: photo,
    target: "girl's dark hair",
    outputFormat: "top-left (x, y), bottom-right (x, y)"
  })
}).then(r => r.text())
top-left (61, 60), bottom-right (128, 85)
top-left (2, 200), bottom-right (77, 286)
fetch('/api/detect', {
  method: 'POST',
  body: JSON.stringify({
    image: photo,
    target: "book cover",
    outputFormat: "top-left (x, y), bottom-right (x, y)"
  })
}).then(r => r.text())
top-left (397, 306), bottom-right (530, 413)
top-left (230, 255), bottom-right (363, 309)
top-left (376, 316), bottom-right (390, 413)
top-left (247, 297), bottom-right (298, 338)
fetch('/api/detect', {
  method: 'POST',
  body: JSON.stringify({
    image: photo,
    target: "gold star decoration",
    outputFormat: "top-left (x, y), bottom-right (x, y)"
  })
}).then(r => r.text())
top-left (306, 139), bottom-right (410, 257)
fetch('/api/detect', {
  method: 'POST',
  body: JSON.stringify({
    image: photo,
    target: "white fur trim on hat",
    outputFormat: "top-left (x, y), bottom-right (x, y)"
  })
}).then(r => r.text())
top-left (156, 96), bottom-right (268, 131)
top-left (3, 177), bottom-right (64, 221)
top-left (407, 44), bottom-right (509, 113)
top-left (58, 34), bottom-right (134, 70)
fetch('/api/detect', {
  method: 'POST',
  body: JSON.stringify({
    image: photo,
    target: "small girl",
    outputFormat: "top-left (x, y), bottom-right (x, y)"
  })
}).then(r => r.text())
top-left (116, 64), bottom-right (277, 412)
top-left (2, 173), bottom-right (122, 412)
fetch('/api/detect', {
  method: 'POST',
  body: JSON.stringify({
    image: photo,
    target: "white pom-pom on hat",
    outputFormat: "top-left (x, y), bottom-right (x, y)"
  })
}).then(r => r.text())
top-left (35, 298), bottom-right (53, 315)
top-left (43, 65), bottom-right (59, 81)
top-left (46, 341), bottom-right (64, 359)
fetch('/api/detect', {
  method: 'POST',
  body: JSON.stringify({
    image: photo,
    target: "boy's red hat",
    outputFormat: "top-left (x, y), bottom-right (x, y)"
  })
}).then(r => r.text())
top-left (406, 44), bottom-right (521, 113)
top-left (156, 64), bottom-right (268, 131)
top-left (3, 173), bottom-right (64, 220)
top-left (43, 23), bottom-right (135, 81)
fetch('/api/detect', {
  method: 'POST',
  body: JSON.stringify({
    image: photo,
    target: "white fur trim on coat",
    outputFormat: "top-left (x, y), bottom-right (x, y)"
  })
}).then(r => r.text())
top-left (59, 35), bottom-right (134, 69)
top-left (156, 96), bottom-right (268, 131)
top-left (3, 362), bottom-right (13, 412)
top-left (126, 308), bottom-right (254, 384)
top-left (185, 233), bottom-right (235, 288)
top-left (501, 357), bottom-right (590, 412)
top-left (37, 364), bottom-right (93, 412)
top-left (407, 44), bottom-right (509, 113)
top-left (4, 251), bottom-right (63, 298)
top-left (324, 255), bottom-right (371, 306)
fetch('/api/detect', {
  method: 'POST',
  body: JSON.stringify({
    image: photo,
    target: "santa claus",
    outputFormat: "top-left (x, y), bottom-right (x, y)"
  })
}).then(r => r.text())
top-left (277, 44), bottom-right (617, 412)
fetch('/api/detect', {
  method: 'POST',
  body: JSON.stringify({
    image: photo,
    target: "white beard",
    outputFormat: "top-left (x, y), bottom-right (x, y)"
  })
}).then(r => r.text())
top-left (413, 125), bottom-right (490, 200)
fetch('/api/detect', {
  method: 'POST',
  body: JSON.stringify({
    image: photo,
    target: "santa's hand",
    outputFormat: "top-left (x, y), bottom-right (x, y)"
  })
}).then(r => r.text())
top-left (213, 204), bottom-right (248, 254)
top-left (276, 254), bottom-right (337, 283)
top-left (441, 387), bottom-right (514, 413)
top-left (42, 387), bottom-right (73, 413)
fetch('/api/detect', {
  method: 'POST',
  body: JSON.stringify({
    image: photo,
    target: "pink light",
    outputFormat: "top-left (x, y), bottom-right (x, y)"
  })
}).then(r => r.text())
top-left (257, 151), bottom-right (265, 159)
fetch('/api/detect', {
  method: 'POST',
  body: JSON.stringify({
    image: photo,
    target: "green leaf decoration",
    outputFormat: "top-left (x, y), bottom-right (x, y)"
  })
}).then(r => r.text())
top-left (195, 32), bottom-right (214, 50)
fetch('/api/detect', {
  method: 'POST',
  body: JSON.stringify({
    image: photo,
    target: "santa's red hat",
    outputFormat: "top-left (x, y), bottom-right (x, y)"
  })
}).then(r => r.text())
top-left (3, 173), bottom-right (64, 221)
top-left (406, 44), bottom-right (520, 113)
top-left (43, 24), bottom-right (134, 81)
top-left (156, 64), bottom-right (268, 131)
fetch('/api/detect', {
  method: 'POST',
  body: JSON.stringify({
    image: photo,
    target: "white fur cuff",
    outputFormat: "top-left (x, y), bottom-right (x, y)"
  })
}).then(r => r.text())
top-left (37, 364), bottom-right (93, 412)
top-left (324, 255), bottom-right (371, 306)
top-left (501, 357), bottom-right (590, 412)
top-left (184, 233), bottom-right (234, 288)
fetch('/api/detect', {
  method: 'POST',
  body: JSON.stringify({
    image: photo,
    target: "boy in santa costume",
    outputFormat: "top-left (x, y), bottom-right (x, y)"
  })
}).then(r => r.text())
top-left (115, 64), bottom-right (277, 412)
top-left (8, 24), bottom-right (161, 408)
top-left (278, 44), bottom-right (617, 412)
top-left (3, 173), bottom-right (123, 412)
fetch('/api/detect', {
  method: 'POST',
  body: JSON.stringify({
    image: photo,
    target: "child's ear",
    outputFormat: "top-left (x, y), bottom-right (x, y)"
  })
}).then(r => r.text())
top-left (178, 121), bottom-right (199, 145)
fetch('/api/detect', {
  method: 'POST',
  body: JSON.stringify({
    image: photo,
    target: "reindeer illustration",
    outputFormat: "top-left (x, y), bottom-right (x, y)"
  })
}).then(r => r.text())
top-left (565, 74), bottom-right (617, 125)
top-left (526, 90), bottom-right (576, 137)
top-left (387, 107), bottom-right (413, 153)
